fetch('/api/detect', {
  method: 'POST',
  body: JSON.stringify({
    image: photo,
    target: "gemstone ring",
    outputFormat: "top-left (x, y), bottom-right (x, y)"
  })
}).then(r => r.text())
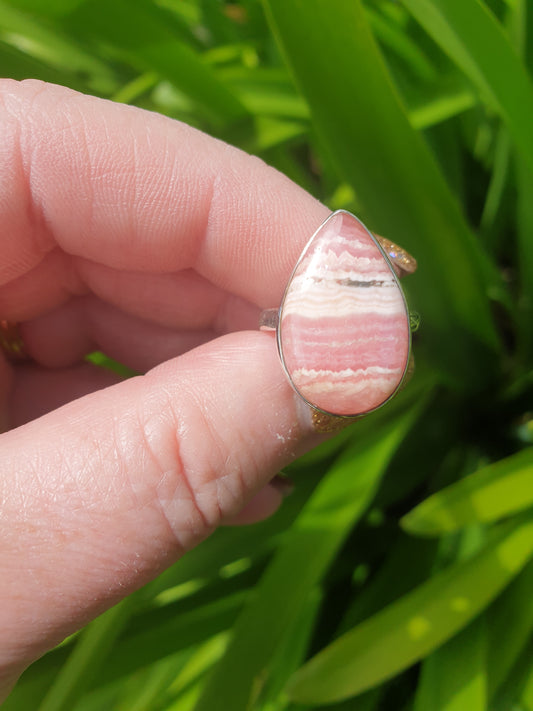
top-left (260, 210), bottom-right (416, 431)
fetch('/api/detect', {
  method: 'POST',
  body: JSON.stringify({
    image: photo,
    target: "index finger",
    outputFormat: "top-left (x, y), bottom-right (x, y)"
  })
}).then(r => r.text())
top-left (0, 79), bottom-right (328, 308)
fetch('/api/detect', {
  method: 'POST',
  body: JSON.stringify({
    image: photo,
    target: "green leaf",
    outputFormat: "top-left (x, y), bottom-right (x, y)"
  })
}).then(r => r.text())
top-left (286, 689), bottom-right (382, 711)
top-left (263, 0), bottom-right (501, 385)
top-left (4, 589), bottom-right (245, 709)
top-left (193, 398), bottom-right (425, 711)
top-left (1, 0), bottom-right (86, 17)
top-left (521, 654), bottom-right (533, 711)
top-left (141, 461), bottom-right (321, 600)
top-left (409, 87), bottom-right (476, 130)
top-left (223, 67), bottom-right (309, 119)
top-left (97, 593), bottom-right (245, 687)
top-left (413, 616), bottom-right (487, 711)
top-left (480, 128), bottom-right (512, 235)
top-left (255, 588), bottom-right (322, 709)
top-left (287, 515), bottom-right (533, 704)
top-left (336, 534), bottom-right (438, 635)
top-left (163, 636), bottom-right (227, 711)
top-left (517, 156), bottom-right (533, 363)
top-left (486, 559), bottom-right (533, 699)
top-left (0, 39), bottom-right (93, 90)
top-left (0, 0), bottom-right (118, 93)
top-left (62, 0), bottom-right (249, 130)
top-left (111, 652), bottom-right (189, 711)
top-left (492, 637), bottom-right (533, 711)
top-left (401, 448), bottom-right (533, 535)
top-left (365, 4), bottom-right (436, 83)
top-left (402, 0), bottom-right (533, 177)
top-left (510, 1), bottom-right (533, 362)
top-left (37, 599), bottom-right (133, 711)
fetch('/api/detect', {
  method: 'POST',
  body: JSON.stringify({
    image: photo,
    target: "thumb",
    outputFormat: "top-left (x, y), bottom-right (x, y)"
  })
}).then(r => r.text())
top-left (0, 331), bottom-right (315, 683)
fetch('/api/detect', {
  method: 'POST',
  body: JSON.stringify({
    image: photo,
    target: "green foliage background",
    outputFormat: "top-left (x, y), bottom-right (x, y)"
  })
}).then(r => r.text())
top-left (2, 0), bottom-right (533, 709)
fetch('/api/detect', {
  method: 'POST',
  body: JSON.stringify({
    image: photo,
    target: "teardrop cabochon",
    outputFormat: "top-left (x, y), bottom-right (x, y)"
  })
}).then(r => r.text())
top-left (278, 210), bottom-right (411, 418)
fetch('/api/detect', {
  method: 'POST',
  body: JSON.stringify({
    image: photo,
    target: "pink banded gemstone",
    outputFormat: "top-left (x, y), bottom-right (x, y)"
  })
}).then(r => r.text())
top-left (279, 211), bottom-right (410, 416)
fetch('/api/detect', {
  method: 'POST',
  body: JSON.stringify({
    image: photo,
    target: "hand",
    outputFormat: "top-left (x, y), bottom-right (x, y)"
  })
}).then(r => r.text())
top-left (0, 79), bottom-right (388, 698)
top-left (0, 79), bottom-right (331, 697)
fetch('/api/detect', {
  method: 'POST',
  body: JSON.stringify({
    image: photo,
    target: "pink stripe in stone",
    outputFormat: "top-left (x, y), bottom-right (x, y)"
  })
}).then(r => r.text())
top-left (282, 314), bottom-right (407, 371)
top-left (279, 211), bottom-right (410, 415)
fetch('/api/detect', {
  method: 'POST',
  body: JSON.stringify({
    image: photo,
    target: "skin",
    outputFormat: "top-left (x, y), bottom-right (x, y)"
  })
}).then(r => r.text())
top-left (0, 79), bottom-right (405, 700)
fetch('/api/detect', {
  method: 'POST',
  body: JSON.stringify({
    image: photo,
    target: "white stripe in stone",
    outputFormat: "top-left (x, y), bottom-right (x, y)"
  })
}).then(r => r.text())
top-left (294, 336), bottom-right (401, 348)
top-left (313, 234), bottom-right (378, 253)
top-left (292, 368), bottom-right (403, 395)
top-left (298, 252), bottom-right (392, 277)
top-left (282, 287), bottom-right (406, 318)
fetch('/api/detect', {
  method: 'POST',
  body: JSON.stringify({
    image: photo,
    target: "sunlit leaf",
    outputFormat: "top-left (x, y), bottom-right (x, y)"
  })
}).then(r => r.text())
top-left (409, 88), bottom-right (476, 129)
top-left (287, 516), bottom-right (533, 704)
top-left (37, 600), bottom-right (133, 711)
top-left (492, 637), bottom-right (533, 711)
top-left (62, 0), bottom-right (249, 130)
top-left (0, 0), bottom-right (118, 92)
top-left (413, 616), bottom-right (487, 711)
top-left (263, 0), bottom-right (501, 385)
top-left (401, 448), bottom-right (533, 535)
top-left (193, 398), bottom-right (425, 711)
top-left (1, 3), bottom-right (531, 710)
top-left (111, 652), bottom-right (188, 711)
top-left (486, 559), bottom-right (533, 699)
top-left (402, 0), bottom-right (533, 176)
top-left (521, 656), bottom-right (533, 711)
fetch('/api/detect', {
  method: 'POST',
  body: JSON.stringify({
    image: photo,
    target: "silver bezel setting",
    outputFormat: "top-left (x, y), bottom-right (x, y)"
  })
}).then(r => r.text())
top-left (275, 209), bottom-right (412, 419)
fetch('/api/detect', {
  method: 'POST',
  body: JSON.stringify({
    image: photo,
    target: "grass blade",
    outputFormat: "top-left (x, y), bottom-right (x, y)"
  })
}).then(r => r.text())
top-left (96, 592), bottom-right (245, 688)
top-left (336, 534), bottom-right (438, 635)
top-left (0, 0), bottom-right (118, 93)
top-left (516, 156), bottom-right (533, 362)
top-left (5, 590), bottom-right (245, 708)
top-left (111, 652), bottom-right (189, 711)
top-left (413, 616), bottom-right (487, 711)
top-left (521, 655), bottom-right (533, 711)
top-left (255, 589), bottom-right (322, 709)
top-left (402, 0), bottom-right (533, 176)
top-left (401, 447), bottom-right (533, 535)
top-left (163, 636), bottom-right (227, 711)
top-left (515, 0), bottom-right (533, 361)
top-left (287, 515), bottom-right (533, 704)
top-left (36, 599), bottom-right (133, 711)
top-left (486, 559), bottom-right (533, 699)
top-left (62, 0), bottom-right (249, 130)
top-left (193, 398), bottom-right (425, 711)
top-left (492, 637), bottom-right (533, 711)
top-left (409, 88), bottom-right (476, 130)
top-left (263, 0), bottom-right (501, 384)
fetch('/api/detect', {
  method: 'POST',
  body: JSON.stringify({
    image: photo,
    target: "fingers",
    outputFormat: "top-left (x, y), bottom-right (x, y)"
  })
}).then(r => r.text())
top-left (0, 248), bottom-right (86, 322)
top-left (9, 362), bottom-right (122, 426)
top-left (74, 261), bottom-right (261, 332)
top-left (221, 481), bottom-right (288, 526)
top-left (0, 331), bottom-right (315, 675)
top-left (76, 262), bottom-right (226, 330)
top-left (18, 294), bottom-right (259, 371)
top-left (10, 361), bottom-right (287, 528)
top-left (0, 79), bottom-right (328, 321)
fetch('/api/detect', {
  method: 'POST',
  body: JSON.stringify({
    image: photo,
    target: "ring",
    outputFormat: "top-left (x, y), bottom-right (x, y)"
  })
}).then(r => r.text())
top-left (0, 320), bottom-right (31, 363)
top-left (260, 210), bottom-right (416, 432)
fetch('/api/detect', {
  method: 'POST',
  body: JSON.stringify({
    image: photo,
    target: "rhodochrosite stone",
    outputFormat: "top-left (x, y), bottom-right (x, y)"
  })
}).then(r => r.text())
top-left (279, 211), bottom-right (410, 416)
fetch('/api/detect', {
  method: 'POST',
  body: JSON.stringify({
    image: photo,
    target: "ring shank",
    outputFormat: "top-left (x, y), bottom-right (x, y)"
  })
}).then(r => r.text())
top-left (259, 308), bottom-right (279, 331)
